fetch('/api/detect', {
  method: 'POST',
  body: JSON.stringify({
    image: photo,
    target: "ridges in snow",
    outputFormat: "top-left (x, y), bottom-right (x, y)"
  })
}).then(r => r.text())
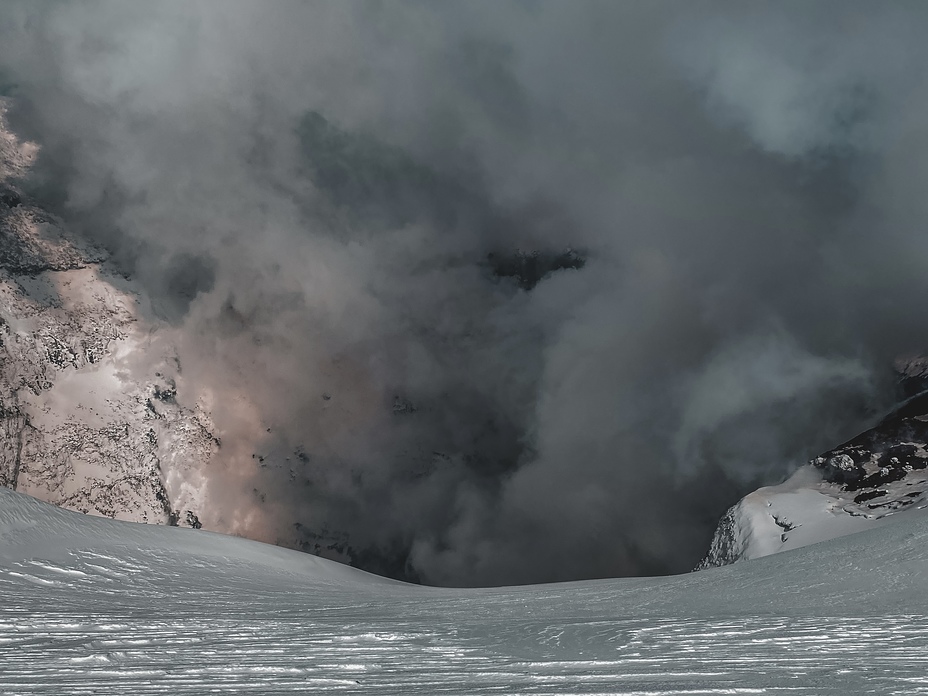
top-left (4, 487), bottom-right (928, 693)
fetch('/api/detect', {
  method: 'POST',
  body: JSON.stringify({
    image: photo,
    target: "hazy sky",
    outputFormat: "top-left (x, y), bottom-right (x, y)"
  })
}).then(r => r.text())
top-left (2, 1), bottom-right (928, 585)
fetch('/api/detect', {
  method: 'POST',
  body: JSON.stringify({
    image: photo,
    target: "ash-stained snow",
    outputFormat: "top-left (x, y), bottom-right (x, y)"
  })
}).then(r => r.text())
top-left (3, 487), bottom-right (928, 694)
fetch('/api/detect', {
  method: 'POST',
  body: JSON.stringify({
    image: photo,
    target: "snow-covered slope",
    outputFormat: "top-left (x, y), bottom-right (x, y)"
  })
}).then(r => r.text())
top-left (699, 388), bottom-right (928, 569)
top-left (3, 486), bottom-right (928, 694)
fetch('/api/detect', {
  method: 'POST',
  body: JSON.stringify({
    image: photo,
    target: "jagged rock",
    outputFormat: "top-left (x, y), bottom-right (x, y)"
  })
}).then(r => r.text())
top-left (816, 453), bottom-right (863, 486)
top-left (0, 98), bottom-right (211, 530)
top-left (694, 505), bottom-right (746, 570)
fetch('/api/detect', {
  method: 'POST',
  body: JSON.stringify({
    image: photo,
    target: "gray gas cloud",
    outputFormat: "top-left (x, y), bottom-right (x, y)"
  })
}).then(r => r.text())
top-left (1, 0), bottom-right (927, 585)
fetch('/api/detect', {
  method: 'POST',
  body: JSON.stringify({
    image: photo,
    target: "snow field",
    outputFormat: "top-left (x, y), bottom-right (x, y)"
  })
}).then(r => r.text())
top-left (3, 488), bottom-right (928, 694)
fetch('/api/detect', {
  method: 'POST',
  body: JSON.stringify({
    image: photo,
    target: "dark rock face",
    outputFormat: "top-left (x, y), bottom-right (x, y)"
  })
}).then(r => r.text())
top-left (818, 453), bottom-right (864, 486)
top-left (812, 389), bottom-right (928, 504)
top-left (487, 248), bottom-right (585, 291)
top-left (898, 357), bottom-right (928, 398)
top-left (0, 186), bottom-right (21, 209)
top-left (693, 505), bottom-right (744, 571)
top-left (0, 403), bottom-right (26, 489)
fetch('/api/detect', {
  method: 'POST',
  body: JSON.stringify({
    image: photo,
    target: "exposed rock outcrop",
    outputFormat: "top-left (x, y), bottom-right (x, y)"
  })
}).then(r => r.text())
top-left (0, 98), bottom-right (213, 528)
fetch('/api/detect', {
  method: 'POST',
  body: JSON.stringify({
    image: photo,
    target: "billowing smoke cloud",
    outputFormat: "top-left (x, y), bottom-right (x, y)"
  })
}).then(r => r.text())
top-left (0, 0), bottom-right (926, 585)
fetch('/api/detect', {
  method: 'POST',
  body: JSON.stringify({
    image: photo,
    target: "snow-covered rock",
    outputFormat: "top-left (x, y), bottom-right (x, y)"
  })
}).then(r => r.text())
top-left (0, 99), bottom-right (214, 528)
top-left (698, 388), bottom-right (928, 569)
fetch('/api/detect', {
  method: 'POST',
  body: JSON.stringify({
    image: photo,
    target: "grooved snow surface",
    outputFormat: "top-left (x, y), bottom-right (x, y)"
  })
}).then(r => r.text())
top-left (3, 488), bottom-right (928, 694)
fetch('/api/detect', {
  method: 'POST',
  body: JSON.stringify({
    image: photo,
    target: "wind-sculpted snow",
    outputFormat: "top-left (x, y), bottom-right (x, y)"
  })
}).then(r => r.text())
top-left (2, 488), bottom-right (928, 694)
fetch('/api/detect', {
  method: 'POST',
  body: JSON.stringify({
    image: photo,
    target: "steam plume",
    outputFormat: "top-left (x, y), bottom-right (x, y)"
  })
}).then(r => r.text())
top-left (1, 1), bottom-right (926, 585)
